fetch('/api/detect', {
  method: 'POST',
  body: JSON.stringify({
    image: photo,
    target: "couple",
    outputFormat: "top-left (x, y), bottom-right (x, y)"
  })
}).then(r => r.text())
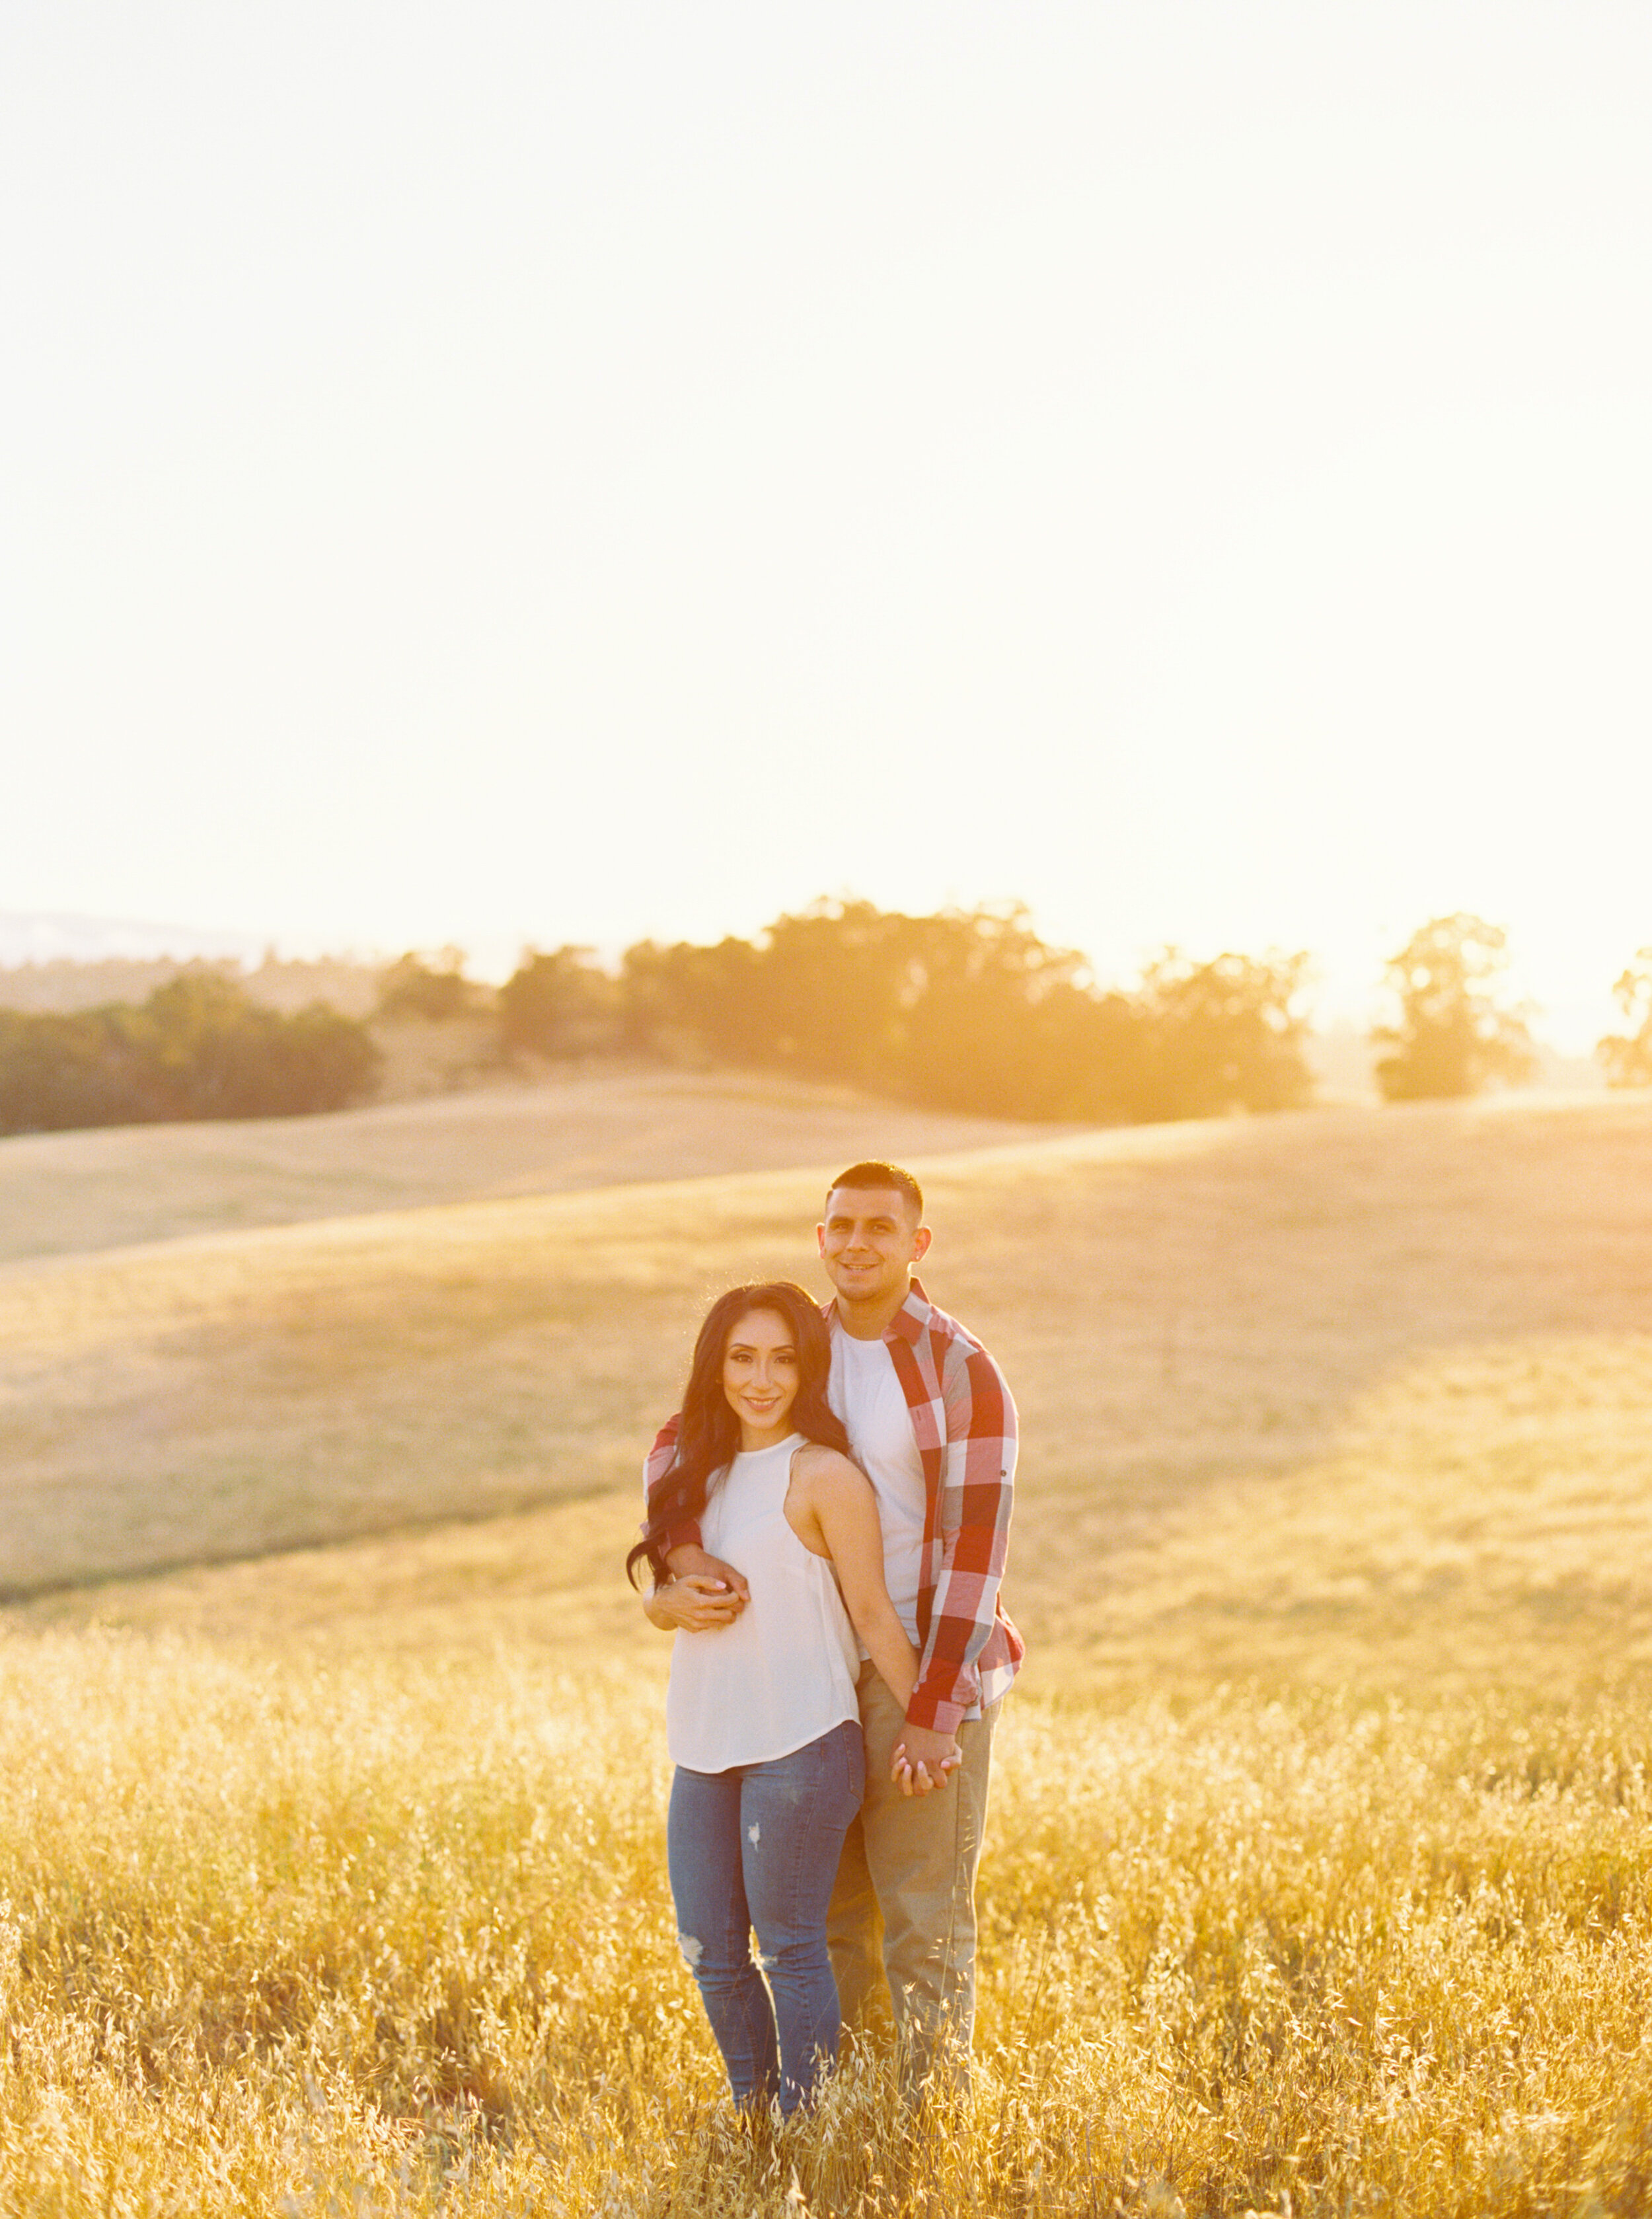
top-left (628, 1161), bottom-right (1022, 2115)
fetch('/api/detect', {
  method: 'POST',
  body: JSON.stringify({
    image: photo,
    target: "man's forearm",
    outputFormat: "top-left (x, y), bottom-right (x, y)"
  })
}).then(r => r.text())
top-left (913, 1349), bottom-right (1017, 1729)
top-left (642, 1416), bottom-right (697, 1562)
top-left (911, 1484), bottom-right (1013, 1727)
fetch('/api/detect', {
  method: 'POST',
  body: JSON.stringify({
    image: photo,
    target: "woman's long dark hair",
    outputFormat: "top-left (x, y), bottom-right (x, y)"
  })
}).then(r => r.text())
top-left (626, 1281), bottom-right (850, 1587)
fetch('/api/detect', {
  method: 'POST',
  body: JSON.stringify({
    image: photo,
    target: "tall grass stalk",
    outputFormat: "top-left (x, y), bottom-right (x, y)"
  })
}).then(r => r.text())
top-left (2, 1628), bottom-right (1650, 2214)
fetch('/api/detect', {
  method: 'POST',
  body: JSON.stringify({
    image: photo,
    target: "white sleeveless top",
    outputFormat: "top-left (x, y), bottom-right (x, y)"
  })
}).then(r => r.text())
top-left (665, 1434), bottom-right (862, 1772)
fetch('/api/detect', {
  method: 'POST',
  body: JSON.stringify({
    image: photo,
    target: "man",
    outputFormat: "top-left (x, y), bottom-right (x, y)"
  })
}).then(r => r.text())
top-left (643, 1161), bottom-right (1022, 2089)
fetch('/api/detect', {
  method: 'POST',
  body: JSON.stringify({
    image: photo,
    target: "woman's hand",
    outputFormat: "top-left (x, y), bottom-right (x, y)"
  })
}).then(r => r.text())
top-left (891, 1724), bottom-right (962, 1796)
top-left (644, 1573), bottom-right (747, 1634)
top-left (665, 1544), bottom-right (751, 1604)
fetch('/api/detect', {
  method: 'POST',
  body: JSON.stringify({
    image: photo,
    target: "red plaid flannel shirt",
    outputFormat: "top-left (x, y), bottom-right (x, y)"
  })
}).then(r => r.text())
top-left (643, 1279), bottom-right (1024, 1737)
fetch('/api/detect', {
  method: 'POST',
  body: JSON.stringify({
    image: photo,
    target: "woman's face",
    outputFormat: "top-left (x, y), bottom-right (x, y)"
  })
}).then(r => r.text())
top-left (721, 1307), bottom-right (802, 1445)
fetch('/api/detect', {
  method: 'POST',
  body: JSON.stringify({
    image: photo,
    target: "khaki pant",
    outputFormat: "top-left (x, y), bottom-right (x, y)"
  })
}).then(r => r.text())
top-left (827, 1659), bottom-right (1000, 2092)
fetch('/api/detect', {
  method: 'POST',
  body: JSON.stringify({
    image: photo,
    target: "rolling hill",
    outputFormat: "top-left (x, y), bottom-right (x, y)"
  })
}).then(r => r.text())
top-left (0, 1065), bottom-right (1072, 1263)
top-left (7, 1086), bottom-right (1651, 1702)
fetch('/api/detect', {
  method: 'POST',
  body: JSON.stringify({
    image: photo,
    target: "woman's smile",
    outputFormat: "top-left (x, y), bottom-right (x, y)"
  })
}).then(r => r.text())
top-left (720, 1308), bottom-right (802, 1447)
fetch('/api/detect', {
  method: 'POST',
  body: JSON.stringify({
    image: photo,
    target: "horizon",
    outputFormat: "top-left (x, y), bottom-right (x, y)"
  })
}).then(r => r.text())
top-left (0, 898), bottom-right (1624, 1067)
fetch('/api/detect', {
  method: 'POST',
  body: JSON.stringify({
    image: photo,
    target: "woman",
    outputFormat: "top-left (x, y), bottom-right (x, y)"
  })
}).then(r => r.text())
top-left (628, 1280), bottom-right (923, 2115)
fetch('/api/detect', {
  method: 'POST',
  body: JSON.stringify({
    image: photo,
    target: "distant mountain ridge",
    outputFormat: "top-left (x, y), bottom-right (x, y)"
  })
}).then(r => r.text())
top-left (0, 911), bottom-right (265, 968)
top-left (0, 917), bottom-right (383, 1021)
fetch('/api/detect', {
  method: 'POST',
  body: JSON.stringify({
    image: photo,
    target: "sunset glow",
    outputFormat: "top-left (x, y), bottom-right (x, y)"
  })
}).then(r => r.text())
top-left (4, 5), bottom-right (1649, 1048)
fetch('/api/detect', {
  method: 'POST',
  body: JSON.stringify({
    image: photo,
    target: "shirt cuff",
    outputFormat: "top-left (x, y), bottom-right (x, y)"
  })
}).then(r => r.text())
top-left (905, 1685), bottom-right (967, 1737)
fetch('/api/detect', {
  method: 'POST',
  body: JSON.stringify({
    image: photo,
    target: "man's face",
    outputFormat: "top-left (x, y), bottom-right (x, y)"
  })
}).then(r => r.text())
top-left (817, 1185), bottom-right (931, 1309)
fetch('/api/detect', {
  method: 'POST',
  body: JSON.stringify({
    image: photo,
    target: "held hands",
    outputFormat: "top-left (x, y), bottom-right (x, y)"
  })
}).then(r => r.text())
top-left (889, 1721), bottom-right (962, 1798)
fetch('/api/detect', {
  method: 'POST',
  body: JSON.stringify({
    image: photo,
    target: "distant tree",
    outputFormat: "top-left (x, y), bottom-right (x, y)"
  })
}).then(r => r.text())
top-left (0, 1006), bottom-right (141, 1131)
top-left (258, 1000), bottom-right (382, 1112)
top-left (1021, 981), bottom-right (1155, 1122)
top-left (1371, 915), bottom-right (1536, 1101)
top-left (1596, 948), bottom-right (1652, 1087)
top-left (375, 948), bottom-right (478, 1022)
top-left (123, 973), bottom-right (379, 1119)
top-left (0, 976), bottom-right (379, 1134)
top-left (619, 934), bottom-right (767, 1066)
top-left (1134, 948), bottom-right (1315, 1119)
top-left (620, 898), bottom-right (1096, 1112)
top-left (894, 903), bottom-right (1092, 1117)
top-left (497, 946), bottom-right (619, 1058)
top-left (614, 897), bottom-right (1316, 1127)
top-left (124, 971), bottom-right (275, 1117)
top-left (756, 899), bottom-right (922, 1088)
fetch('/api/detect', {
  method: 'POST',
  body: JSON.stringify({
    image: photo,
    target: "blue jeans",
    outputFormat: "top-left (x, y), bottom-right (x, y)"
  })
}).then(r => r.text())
top-left (668, 1719), bottom-right (865, 2113)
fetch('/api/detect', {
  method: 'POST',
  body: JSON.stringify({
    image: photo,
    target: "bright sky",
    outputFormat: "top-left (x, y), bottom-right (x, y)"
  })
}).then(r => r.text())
top-left (4, 4), bottom-right (1649, 1047)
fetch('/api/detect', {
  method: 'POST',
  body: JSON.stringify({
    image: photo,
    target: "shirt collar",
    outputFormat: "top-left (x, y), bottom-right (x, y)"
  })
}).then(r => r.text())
top-left (823, 1276), bottom-right (932, 1345)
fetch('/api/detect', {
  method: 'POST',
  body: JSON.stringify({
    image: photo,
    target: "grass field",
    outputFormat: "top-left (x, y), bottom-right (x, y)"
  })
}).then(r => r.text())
top-left (3, 1086), bottom-right (1652, 2213)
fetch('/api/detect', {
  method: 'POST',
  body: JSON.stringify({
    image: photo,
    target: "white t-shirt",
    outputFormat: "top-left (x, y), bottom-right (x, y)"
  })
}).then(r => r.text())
top-left (829, 1331), bottom-right (928, 1647)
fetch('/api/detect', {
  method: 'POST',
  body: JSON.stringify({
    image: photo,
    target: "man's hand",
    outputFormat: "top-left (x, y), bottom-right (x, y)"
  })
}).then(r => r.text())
top-left (665, 1543), bottom-right (751, 1604)
top-left (645, 1574), bottom-right (747, 1634)
top-left (890, 1721), bottom-right (962, 1797)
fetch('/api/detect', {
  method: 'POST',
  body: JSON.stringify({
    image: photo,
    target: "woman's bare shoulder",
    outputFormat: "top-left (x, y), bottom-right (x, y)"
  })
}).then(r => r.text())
top-left (790, 1441), bottom-right (866, 1489)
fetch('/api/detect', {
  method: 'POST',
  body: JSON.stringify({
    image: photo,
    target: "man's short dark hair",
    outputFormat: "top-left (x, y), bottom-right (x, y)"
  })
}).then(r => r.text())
top-left (825, 1161), bottom-right (924, 1220)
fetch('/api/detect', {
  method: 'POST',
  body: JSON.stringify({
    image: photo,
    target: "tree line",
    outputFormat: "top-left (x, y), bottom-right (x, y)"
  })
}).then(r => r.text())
top-left (494, 902), bottom-right (1315, 1123)
top-left (4, 899), bottom-right (1652, 1137)
top-left (0, 973), bottom-right (379, 1134)
top-left (488, 903), bottom-right (1652, 1108)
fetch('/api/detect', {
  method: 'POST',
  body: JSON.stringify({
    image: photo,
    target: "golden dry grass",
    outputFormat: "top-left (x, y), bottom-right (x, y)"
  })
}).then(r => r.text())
top-left (4, 1089), bottom-right (1652, 2212)
top-left (1, 1639), bottom-right (1650, 2216)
